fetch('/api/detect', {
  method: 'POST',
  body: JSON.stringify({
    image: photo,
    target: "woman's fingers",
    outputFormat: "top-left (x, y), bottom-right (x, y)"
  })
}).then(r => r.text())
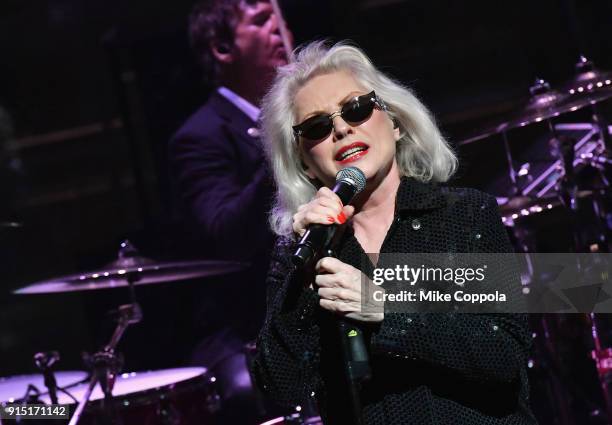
top-left (316, 195), bottom-right (342, 212)
top-left (292, 205), bottom-right (342, 234)
top-left (319, 298), bottom-right (359, 313)
top-left (313, 191), bottom-right (345, 222)
top-left (318, 287), bottom-right (355, 302)
top-left (315, 256), bottom-right (346, 274)
top-left (313, 258), bottom-right (383, 322)
top-left (343, 205), bottom-right (356, 221)
top-left (315, 272), bottom-right (351, 290)
top-left (292, 190), bottom-right (348, 236)
top-left (314, 273), bottom-right (334, 288)
top-left (316, 187), bottom-right (346, 219)
top-left (315, 186), bottom-right (340, 203)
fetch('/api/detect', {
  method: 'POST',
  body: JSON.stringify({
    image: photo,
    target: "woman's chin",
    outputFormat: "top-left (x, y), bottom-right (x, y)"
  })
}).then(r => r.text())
top-left (336, 158), bottom-right (370, 174)
top-left (363, 160), bottom-right (399, 186)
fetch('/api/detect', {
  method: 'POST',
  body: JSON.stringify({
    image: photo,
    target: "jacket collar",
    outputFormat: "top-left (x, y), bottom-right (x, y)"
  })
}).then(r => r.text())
top-left (395, 176), bottom-right (448, 211)
top-left (209, 90), bottom-right (257, 128)
top-left (207, 90), bottom-right (262, 144)
top-left (217, 86), bottom-right (260, 123)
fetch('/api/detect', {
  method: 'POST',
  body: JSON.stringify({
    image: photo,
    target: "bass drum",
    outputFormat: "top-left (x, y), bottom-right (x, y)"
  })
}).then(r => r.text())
top-left (0, 371), bottom-right (87, 425)
top-left (39, 367), bottom-right (219, 425)
top-left (0, 371), bottom-right (87, 404)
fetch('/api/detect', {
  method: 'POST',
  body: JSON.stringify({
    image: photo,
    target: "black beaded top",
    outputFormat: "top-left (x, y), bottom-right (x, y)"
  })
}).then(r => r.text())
top-left (251, 177), bottom-right (537, 424)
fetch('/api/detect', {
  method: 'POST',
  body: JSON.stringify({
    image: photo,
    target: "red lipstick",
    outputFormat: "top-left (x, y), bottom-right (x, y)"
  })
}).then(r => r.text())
top-left (335, 142), bottom-right (369, 164)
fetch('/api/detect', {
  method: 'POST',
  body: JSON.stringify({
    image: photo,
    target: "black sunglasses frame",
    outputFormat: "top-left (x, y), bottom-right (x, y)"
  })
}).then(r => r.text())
top-left (292, 91), bottom-right (387, 141)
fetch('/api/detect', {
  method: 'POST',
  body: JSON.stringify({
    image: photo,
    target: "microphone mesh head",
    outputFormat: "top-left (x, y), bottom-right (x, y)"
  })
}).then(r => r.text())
top-left (336, 167), bottom-right (366, 194)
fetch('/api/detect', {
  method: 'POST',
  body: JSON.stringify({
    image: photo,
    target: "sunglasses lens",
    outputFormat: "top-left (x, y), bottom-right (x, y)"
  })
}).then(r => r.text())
top-left (294, 92), bottom-right (379, 141)
top-left (299, 115), bottom-right (333, 140)
top-left (342, 98), bottom-right (375, 123)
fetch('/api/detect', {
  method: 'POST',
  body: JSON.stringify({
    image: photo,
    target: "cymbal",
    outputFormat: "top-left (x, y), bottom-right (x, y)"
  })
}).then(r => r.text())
top-left (14, 258), bottom-right (248, 294)
top-left (14, 240), bottom-right (248, 295)
top-left (498, 196), bottom-right (540, 215)
top-left (459, 78), bottom-right (612, 145)
top-left (560, 56), bottom-right (612, 94)
top-left (498, 190), bottom-right (594, 217)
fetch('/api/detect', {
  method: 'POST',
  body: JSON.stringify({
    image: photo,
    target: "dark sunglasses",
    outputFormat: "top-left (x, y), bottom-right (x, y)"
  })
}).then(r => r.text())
top-left (293, 91), bottom-right (387, 141)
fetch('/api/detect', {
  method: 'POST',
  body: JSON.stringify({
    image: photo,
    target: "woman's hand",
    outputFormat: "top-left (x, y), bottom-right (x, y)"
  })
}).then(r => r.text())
top-left (292, 187), bottom-right (355, 238)
top-left (315, 257), bottom-right (384, 323)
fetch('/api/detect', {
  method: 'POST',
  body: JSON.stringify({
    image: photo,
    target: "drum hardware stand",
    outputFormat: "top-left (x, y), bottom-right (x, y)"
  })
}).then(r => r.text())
top-left (548, 120), bottom-right (579, 206)
top-left (550, 135), bottom-right (580, 211)
top-left (592, 105), bottom-right (612, 152)
top-left (591, 106), bottom-right (612, 188)
top-left (21, 384), bottom-right (41, 403)
top-left (588, 314), bottom-right (612, 423)
top-left (572, 56), bottom-right (612, 184)
top-left (537, 316), bottom-right (574, 425)
top-left (578, 152), bottom-right (612, 185)
top-left (522, 126), bottom-right (597, 198)
top-left (553, 133), bottom-right (611, 252)
top-left (33, 351), bottom-right (61, 404)
top-left (500, 78), bottom-right (558, 197)
top-left (570, 56), bottom-right (612, 151)
top-left (501, 130), bottom-right (520, 196)
top-left (68, 275), bottom-right (143, 425)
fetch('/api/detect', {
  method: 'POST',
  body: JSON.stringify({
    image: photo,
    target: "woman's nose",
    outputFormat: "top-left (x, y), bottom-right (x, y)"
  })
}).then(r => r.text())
top-left (332, 115), bottom-right (353, 141)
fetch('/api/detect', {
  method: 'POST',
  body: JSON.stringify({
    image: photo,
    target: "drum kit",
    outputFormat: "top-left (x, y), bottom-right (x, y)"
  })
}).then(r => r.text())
top-left (460, 56), bottom-right (612, 255)
top-left (1, 240), bottom-right (319, 424)
top-left (459, 55), bottom-right (612, 425)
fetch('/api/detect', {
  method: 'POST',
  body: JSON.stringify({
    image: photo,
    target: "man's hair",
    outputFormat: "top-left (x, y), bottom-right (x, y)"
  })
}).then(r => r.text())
top-left (261, 41), bottom-right (458, 237)
top-left (188, 0), bottom-right (245, 83)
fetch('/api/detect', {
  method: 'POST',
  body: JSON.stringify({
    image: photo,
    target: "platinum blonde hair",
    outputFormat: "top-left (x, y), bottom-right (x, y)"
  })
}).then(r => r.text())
top-left (261, 40), bottom-right (457, 237)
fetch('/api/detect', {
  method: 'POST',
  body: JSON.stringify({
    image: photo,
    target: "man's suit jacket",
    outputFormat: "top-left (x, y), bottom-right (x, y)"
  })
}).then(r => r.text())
top-left (168, 91), bottom-right (275, 341)
top-left (168, 90), bottom-right (274, 262)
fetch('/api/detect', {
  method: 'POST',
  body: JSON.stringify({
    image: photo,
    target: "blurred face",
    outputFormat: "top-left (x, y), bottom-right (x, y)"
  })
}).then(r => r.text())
top-left (232, 1), bottom-right (291, 77)
top-left (294, 70), bottom-right (400, 188)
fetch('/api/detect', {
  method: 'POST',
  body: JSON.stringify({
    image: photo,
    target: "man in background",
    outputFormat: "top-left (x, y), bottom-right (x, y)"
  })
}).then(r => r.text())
top-left (168, 1), bottom-right (292, 421)
top-left (170, 0), bottom-right (289, 263)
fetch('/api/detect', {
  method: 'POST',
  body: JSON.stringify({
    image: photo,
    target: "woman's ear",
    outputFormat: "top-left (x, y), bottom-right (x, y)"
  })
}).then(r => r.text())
top-left (302, 160), bottom-right (317, 180)
top-left (298, 149), bottom-right (317, 180)
top-left (305, 168), bottom-right (317, 180)
top-left (391, 118), bottom-right (401, 141)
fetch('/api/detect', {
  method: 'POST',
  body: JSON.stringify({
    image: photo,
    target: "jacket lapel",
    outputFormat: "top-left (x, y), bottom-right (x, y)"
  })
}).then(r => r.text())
top-left (337, 177), bottom-right (451, 272)
top-left (209, 91), bottom-right (261, 148)
top-left (396, 176), bottom-right (449, 212)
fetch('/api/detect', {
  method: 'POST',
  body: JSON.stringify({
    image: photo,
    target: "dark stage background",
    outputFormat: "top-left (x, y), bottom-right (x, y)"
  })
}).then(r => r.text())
top-left (1, 0), bottom-right (612, 422)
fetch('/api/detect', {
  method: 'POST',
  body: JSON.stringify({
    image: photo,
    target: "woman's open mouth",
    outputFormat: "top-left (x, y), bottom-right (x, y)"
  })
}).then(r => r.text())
top-left (335, 142), bottom-right (369, 164)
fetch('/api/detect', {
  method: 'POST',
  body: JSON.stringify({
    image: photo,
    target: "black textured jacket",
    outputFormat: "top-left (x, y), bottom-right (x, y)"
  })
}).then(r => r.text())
top-left (251, 177), bottom-right (537, 424)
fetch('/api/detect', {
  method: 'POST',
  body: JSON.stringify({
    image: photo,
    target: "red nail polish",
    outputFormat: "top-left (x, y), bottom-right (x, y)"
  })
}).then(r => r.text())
top-left (337, 212), bottom-right (346, 224)
top-left (327, 216), bottom-right (335, 223)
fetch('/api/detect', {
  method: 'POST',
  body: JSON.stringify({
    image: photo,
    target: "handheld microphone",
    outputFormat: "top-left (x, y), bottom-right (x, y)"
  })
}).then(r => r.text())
top-left (292, 167), bottom-right (366, 267)
top-left (290, 167), bottom-right (370, 423)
